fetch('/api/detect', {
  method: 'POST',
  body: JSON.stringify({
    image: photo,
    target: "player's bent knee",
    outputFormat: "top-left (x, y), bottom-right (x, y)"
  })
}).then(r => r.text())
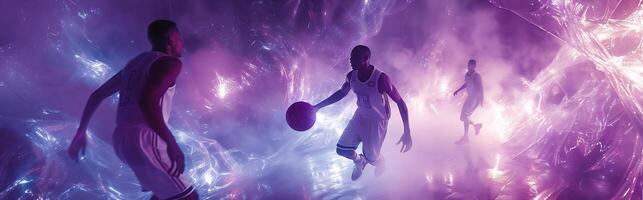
top-left (336, 148), bottom-right (355, 158)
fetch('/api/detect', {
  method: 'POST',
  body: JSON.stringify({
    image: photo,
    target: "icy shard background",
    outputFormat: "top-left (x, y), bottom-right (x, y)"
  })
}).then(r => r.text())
top-left (0, 0), bottom-right (641, 199)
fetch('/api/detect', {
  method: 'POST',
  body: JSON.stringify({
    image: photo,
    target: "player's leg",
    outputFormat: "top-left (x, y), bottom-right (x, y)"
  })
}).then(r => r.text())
top-left (336, 146), bottom-right (358, 160)
top-left (152, 187), bottom-right (199, 200)
top-left (113, 125), bottom-right (195, 199)
top-left (456, 98), bottom-right (474, 144)
top-left (129, 129), bottom-right (195, 199)
top-left (456, 113), bottom-right (470, 144)
top-left (468, 98), bottom-right (483, 136)
top-left (183, 190), bottom-right (199, 200)
top-left (458, 118), bottom-right (483, 141)
top-left (336, 119), bottom-right (360, 160)
top-left (338, 115), bottom-right (367, 180)
top-left (150, 188), bottom-right (199, 200)
top-left (473, 123), bottom-right (482, 135)
top-left (361, 119), bottom-right (387, 177)
top-left (455, 118), bottom-right (470, 144)
top-left (463, 118), bottom-right (470, 137)
top-left (337, 140), bottom-right (367, 181)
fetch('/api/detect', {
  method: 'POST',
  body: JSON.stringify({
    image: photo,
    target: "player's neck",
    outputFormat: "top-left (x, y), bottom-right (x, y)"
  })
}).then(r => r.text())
top-left (358, 65), bottom-right (374, 73)
top-left (356, 65), bottom-right (374, 81)
top-left (152, 47), bottom-right (172, 56)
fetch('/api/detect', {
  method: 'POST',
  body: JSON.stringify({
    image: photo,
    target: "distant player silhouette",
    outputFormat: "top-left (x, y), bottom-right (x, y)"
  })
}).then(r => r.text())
top-left (67, 20), bottom-right (199, 200)
top-left (314, 45), bottom-right (412, 180)
top-left (453, 59), bottom-right (484, 145)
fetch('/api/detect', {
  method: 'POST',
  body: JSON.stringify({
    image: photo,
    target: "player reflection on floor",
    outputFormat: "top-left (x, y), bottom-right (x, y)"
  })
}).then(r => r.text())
top-left (313, 45), bottom-right (413, 181)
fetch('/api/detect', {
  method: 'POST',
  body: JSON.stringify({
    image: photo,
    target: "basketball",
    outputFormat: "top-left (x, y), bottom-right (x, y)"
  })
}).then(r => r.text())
top-left (286, 101), bottom-right (316, 131)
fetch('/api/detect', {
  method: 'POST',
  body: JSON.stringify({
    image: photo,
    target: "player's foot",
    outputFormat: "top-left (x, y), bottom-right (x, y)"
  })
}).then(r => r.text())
top-left (374, 159), bottom-right (386, 177)
top-left (351, 154), bottom-right (367, 181)
top-left (455, 136), bottom-right (469, 145)
top-left (474, 124), bottom-right (483, 136)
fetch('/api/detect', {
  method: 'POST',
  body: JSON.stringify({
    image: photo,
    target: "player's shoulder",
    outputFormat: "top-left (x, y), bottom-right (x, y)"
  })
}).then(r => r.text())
top-left (346, 71), bottom-right (353, 80)
top-left (150, 56), bottom-right (182, 77)
top-left (377, 71), bottom-right (392, 90)
top-left (153, 56), bottom-right (182, 70)
top-left (157, 55), bottom-right (182, 65)
top-left (474, 72), bottom-right (481, 78)
top-left (378, 69), bottom-right (389, 82)
top-left (126, 52), bottom-right (150, 65)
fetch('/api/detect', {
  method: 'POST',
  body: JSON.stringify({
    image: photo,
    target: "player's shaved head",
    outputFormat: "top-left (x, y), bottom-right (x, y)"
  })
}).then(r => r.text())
top-left (147, 19), bottom-right (178, 48)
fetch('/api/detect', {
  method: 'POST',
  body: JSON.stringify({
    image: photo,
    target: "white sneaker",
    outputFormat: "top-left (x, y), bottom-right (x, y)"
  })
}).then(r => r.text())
top-left (474, 124), bottom-right (483, 136)
top-left (351, 154), bottom-right (367, 181)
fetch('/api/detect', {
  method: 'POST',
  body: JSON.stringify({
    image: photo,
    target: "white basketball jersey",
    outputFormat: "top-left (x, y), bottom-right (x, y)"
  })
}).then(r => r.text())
top-left (116, 51), bottom-right (176, 126)
top-left (350, 67), bottom-right (391, 120)
top-left (465, 71), bottom-right (482, 98)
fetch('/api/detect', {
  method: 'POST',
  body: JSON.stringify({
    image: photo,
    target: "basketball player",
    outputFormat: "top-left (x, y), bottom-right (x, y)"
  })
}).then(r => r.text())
top-left (453, 59), bottom-right (484, 145)
top-left (314, 45), bottom-right (412, 181)
top-left (67, 20), bottom-right (198, 199)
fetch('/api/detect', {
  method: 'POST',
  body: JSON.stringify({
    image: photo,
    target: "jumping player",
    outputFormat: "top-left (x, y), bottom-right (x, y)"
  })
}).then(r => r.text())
top-left (453, 59), bottom-right (484, 145)
top-left (314, 45), bottom-right (412, 181)
top-left (67, 20), bottom-right (198, 199)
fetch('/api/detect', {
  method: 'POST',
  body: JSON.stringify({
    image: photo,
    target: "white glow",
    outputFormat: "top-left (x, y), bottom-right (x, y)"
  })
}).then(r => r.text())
top-left (524, 99), bottom-right (534, 114)
top-left (488, 154), bottom-right (504, 179)
top-left (438, 77), bottom-right (448, 93)
top-left (214, 73), bottom-right (232, 100)
top-left (74, 54), bottom-right (110, 80)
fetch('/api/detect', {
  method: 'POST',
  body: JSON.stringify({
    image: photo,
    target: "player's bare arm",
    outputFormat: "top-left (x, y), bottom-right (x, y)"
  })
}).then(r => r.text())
top-left (68, 71), bottom-right (123, 162)
top-left (453, 82), bottom-right (466, 96)
top-left (313, 72), bottom-right (352, 110)
top-left (378, 73), bottom-right (412, 153)
top-left (139, 56), bottom-right (184, 176)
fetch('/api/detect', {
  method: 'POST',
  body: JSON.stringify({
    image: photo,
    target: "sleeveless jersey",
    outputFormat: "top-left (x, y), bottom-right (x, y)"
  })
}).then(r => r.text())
top-left (116, 51), bottom-right (176, 126)
top-left (350, 67), bottom-right (391, 120)
top-left (465, 71), bottom-right (482, 98)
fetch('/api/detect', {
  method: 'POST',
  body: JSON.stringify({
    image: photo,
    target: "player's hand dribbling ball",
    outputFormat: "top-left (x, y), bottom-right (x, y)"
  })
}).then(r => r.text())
top-left (286, 101), bottom-right (316, 131)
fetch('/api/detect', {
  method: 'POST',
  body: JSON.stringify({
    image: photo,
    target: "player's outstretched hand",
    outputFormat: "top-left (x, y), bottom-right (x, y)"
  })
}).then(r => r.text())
top-left (453, 91), bottom-right (458, 96)
top-left (166, 140), bottom-right (185, 177)
top-left (396, 130), bottom-right (412, 153)
top-left (68, 129), bottom-right (88, 162)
